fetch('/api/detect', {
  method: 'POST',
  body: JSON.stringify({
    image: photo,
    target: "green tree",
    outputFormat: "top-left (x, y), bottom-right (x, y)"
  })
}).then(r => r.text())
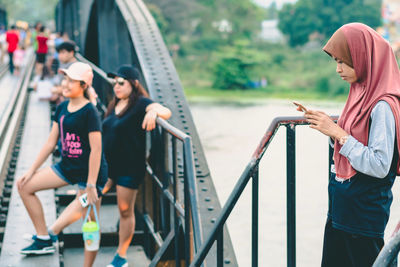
top-left (213, 57), bottom-right (253, 89)
top-left (278, 0), bottom-right (382, 47)
top-left (0, 0), bottom-right (58, 25)
top-left (212, 42), bottom-right (259, 90)
top-left (278, 0), bottom-right (318, 47)
top-left (145, 0), bottom-right (264, 45)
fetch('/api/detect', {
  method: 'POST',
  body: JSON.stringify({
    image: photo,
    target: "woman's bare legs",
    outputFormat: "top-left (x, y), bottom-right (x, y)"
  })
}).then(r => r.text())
top-left (116, 185), bottom-right (137, 257)
top-left (49, 190), bottom-right (102, 267)
top-left (18, 167), bottom-right (68, 235)
top-left (35, 62), bottom-right (44, 77)
top-left (49, 195), bottom-right (84, 235)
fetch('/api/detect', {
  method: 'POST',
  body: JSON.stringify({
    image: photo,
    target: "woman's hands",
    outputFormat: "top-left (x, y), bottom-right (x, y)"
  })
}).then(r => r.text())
top-left (86, 185), bottom-right (98, 205)
top-left (17, 170), bottom-right (35, 190)
top-left (142, 109), bottom-right (158, 131)
top-left (142, 103), bottom-right (172, 131)
top-left (304, 110), bottom-right (348, 140)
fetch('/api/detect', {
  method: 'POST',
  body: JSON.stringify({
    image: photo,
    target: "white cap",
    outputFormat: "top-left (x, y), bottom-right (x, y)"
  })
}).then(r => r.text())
top-left (59, 62), bottom-right (94, 87)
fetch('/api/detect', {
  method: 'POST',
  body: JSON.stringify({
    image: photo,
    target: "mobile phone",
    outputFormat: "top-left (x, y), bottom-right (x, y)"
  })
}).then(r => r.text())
top-left (79, 193), bottom-right (88, 208)
top-left (293, 101), bottom-right (308, 112)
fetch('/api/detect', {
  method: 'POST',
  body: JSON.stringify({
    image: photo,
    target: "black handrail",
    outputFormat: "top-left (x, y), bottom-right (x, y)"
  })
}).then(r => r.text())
top-left (190, 115), bottom-right (338, 267)
top-left (0, 54), bottom-right (34, 176)
top-left (145, 117), bottom-right (204, 266)
top-left (77, 53), bottom-right (204, 265)
top-left (154, 117), bottom-right (204, 249)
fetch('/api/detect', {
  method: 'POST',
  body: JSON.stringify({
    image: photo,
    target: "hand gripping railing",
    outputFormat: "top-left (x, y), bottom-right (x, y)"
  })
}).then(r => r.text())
top-left (190, 115), bottom-right (338, 267)
top-left (78, 54), bottom-right (203, 266)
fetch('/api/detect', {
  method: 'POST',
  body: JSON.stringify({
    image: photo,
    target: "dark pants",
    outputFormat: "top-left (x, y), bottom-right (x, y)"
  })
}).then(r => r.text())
top-left (8, 52), bottom-right (14, 74)
top-left (321, 219), bottom-right (384, 267)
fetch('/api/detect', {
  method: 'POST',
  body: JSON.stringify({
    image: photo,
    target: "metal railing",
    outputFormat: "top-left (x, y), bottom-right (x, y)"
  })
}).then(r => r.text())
top-left (190, 116), bottom-right (338, 267)
top-left (373, 232), bottom-right (400, 266)
top-left (0, 53), bottom-right (35, 186)
top-left (144, 117), bottom-right (203, 266)
top-left (80, 54), bottom-right (204, 265)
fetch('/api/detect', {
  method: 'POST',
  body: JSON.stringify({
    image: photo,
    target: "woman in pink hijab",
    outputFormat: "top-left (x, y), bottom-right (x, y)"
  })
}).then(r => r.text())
top-left (303, 23), bottom-right (400, 266)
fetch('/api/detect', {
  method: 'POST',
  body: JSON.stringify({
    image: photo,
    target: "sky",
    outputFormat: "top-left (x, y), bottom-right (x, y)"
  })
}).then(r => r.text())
top-left (253, 0), bottom-right (298, 9)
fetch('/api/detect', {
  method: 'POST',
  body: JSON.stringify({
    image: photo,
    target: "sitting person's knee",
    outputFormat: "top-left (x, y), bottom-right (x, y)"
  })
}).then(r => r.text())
top-left (18, 184), bottom-right (33, 196)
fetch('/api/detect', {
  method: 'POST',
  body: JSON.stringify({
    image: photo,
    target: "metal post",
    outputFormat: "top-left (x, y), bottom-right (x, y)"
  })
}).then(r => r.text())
top-left (143, 133), bottom-right (150, 256)
top-left (172, 137), bottom-right (180, 267)
top-left (252, 166), bottom-right (259, 267)
top-left (151, 131), bottom-right (160, 258)
top-left (184, 148), bottom-right (191, 266)
top-left (286, 124), bottom-right (296, 267)
top-left (160, 129), bottom-right (169, 235)
top-left (217, 229), bottom-right (223, 267)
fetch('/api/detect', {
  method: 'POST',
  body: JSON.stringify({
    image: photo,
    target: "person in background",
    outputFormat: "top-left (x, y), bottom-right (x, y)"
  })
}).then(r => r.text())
top-left (301, 23), bottom-right (400, 266)
top-left (50, 32), bottom-right (65, 74)
top-left (13, 45), bottom-right (25, 75)
top-left (102, 65), bottom-right (171, 267)
top-left (31, 22), bottom-right (42, 53)
top-left (6, 25), bottom-right (19, 74)
top-left (50, 41), bottom-right (78, 104)
top-left (18, 26), bottom-right (26, 49)
top-left (24, 27), bottom-right (31, 48)
top-left (61, 31), bottom-right (70, 42)
top-left (35, 25), bottom-right (48, 77)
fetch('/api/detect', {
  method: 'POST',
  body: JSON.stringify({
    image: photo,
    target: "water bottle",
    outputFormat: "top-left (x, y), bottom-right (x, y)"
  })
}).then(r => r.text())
top-left (82, 204), bottom-right (100, 251)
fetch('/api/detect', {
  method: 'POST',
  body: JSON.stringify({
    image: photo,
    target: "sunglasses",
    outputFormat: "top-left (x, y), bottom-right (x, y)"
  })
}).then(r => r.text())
top-left (113, 77), bottom-right (125, 86)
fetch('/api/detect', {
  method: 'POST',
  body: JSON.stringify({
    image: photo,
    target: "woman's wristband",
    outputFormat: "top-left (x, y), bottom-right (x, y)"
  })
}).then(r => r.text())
top-left (86, 183), bottom-right (96, 188)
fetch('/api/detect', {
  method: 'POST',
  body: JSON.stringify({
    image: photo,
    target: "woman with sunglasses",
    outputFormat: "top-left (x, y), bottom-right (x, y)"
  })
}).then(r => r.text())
top-left (102, 65), bottom-right (171, 267)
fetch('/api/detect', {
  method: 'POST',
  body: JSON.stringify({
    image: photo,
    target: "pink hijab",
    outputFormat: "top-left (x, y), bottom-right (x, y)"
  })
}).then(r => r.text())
top-left (323, 23), bottom-right (400, 179)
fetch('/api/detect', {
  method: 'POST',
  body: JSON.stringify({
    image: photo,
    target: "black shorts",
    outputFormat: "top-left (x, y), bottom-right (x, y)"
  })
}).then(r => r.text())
top-left (36, 53), bottom-right (46, 63)
top-left (110, 175), bottom-right (143, 190)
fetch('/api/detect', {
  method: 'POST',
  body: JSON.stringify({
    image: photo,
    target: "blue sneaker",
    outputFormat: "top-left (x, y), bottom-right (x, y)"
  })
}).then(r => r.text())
top-left (20, 237), bottom-right (55, 255)
top-left (23, 232), bottom-right (58, 243)
top-left (107, 254), bottom-right (128, 267)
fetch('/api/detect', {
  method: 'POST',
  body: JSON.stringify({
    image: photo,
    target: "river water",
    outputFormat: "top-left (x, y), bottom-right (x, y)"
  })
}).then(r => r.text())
top-left (189, 99), bottom-right (400, 267)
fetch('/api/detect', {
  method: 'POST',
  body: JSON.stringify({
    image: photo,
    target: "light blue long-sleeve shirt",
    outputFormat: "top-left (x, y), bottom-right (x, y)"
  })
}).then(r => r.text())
top-left (338, 100), bottom-right (395, 178)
